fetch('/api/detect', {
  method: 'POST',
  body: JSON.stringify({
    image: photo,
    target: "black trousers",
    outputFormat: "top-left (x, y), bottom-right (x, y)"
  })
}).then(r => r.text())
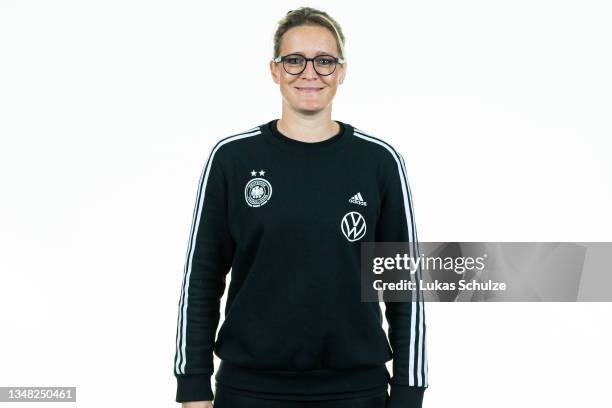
top-left (213, 383), bottom-right (389, 408)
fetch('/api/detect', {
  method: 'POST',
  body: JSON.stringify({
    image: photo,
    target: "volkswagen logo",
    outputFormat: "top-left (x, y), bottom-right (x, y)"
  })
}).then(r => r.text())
top-left (341, 211), bottom-right (367, 242)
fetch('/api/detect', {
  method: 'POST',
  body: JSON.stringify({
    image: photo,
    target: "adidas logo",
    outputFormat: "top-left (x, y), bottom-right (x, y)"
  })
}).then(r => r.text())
top-left (348, 192), bottom-right (367, 206)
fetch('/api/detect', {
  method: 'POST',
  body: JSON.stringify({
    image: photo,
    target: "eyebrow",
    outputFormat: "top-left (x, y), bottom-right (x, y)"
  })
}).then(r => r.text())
top-left (288, 50), bottom-right (335, 56)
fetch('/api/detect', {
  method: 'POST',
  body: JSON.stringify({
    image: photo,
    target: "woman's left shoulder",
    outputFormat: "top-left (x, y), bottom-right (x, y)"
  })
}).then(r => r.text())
top-left (349, 124), bottom-right (405, 163)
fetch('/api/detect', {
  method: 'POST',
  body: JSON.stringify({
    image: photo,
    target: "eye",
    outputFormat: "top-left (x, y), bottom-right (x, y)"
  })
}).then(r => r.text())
top-left (315, 56), bottom-right (334, 65)
top-left (286, 55), bottom-right (304, 65)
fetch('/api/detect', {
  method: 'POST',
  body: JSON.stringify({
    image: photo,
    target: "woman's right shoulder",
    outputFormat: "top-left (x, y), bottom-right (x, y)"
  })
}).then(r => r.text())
top-left (209, 123), bottom-right (266, 156)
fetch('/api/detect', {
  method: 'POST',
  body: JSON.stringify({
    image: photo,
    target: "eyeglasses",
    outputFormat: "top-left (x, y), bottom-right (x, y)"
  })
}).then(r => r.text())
top-left (273, 53), bottom-right (345, 76)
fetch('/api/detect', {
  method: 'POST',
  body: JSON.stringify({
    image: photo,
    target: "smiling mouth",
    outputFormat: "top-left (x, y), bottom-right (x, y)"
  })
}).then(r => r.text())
top-left (295, 87), bottom-right (324, 92)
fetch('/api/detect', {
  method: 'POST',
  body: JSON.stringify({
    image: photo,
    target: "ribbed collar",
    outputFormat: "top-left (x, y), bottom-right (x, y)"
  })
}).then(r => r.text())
top-left (261, 118), bottom-right (352, 154)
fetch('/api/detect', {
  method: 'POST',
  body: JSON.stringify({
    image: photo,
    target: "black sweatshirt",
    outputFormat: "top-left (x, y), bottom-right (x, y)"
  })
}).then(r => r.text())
top-left (173, 119), bottom-right (428, 407)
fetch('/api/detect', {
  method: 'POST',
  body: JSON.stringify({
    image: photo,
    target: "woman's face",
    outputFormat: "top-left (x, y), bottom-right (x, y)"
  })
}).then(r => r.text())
top-left (270, 25), bottom-right (346, 115)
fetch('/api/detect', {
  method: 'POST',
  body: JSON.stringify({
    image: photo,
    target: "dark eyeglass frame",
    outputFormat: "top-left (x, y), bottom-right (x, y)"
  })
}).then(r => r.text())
top-left (273, 53), bottom-right (345, 76)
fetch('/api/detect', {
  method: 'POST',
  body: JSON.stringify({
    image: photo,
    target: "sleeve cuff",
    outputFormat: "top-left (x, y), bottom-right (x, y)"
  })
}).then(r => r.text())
top-left (175, 374), bottom-right (214, 403)
top-left (387, 384), bottom-right (426, 408)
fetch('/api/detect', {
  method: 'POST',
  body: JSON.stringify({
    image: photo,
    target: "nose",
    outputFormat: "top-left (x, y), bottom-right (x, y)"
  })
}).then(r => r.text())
top-left (300, 60), bottom-right (319, 79)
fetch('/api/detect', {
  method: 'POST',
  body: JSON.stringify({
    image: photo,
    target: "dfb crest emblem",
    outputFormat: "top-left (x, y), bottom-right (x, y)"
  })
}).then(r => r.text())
top-left (245, 177), bottom-right (272, 207)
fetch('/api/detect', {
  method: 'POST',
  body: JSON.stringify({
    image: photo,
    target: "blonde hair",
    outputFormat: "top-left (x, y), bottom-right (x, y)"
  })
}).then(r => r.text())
top-left (273, 7), bottom-right (346, 61)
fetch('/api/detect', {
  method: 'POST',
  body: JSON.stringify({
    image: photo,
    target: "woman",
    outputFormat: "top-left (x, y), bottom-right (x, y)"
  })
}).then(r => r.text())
top-left (174, 7), bottom-right (428, 408)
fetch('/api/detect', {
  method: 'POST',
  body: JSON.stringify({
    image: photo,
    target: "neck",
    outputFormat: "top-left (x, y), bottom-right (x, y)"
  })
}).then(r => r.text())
top-left (277, 107), bottom-right (340, 143)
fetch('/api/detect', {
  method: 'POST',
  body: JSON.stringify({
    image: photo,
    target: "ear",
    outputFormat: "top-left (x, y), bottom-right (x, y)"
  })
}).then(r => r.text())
top-left (338, 62), bottom-right (347, 85)
top-left (269, 60), bottom-right (280, 84)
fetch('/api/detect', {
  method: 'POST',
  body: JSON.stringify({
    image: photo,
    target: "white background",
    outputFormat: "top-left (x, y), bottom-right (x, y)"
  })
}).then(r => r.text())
top-left (1, 1), bottom-right (611, 407)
